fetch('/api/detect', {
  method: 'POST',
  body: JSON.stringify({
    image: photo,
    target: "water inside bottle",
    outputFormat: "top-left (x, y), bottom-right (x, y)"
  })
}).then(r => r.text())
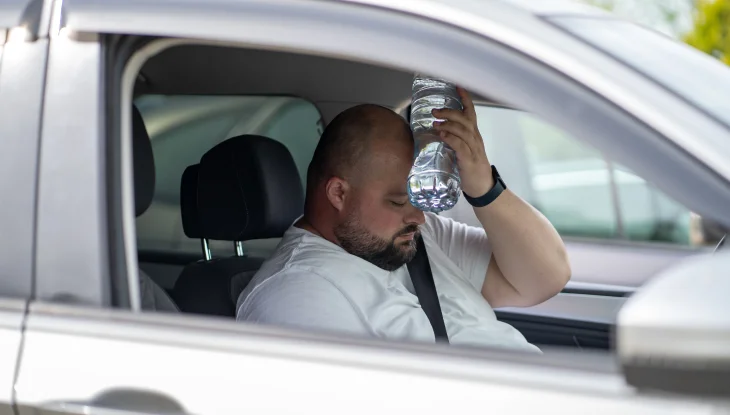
top-left (407, 139), bottom-right (461, 212)
top-left (407, 76), bottom-right (463, 212)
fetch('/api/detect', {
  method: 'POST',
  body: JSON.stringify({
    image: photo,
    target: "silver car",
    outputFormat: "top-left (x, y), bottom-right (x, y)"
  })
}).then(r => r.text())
top-left (1, 0), bottom-right (729, 413)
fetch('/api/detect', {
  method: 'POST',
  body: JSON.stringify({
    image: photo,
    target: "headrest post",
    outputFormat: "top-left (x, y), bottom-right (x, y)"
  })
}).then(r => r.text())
top-left (201, 238), bottom-right (212, 261)
top-left (235, 241), bottom-right (245, 257)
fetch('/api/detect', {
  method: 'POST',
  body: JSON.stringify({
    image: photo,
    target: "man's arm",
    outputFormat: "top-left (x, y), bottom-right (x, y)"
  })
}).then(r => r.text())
top-left (433, 89), bottom-right (571, 308)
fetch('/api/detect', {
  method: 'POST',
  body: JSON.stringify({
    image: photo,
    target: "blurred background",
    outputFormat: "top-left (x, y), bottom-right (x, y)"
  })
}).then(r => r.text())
top-left (581, 0), bottom-right (729, 65)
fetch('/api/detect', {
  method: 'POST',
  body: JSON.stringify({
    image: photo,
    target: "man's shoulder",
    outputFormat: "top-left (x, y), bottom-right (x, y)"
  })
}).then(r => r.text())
top-left (421, 211), bottom-right (462, 241)
top-left (240, 229), bottom-right (381, 305)
top-left (422, 211), bottom-right (485, 237)
top-left (423, 211), bottom-right (455, 231)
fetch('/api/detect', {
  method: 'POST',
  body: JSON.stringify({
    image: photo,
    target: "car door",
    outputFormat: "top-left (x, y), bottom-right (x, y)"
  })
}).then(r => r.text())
top-left (0, 1), bottom-right (49, 413)
top-left (15, 0), bottom-right (730, 412)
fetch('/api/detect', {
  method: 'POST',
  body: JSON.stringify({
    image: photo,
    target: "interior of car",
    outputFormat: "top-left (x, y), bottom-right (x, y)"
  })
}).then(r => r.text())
top-left (130, 43), bottom-right (716, 353)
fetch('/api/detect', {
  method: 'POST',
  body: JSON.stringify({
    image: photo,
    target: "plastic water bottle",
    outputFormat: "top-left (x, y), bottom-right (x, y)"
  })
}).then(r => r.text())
top-left (407, 75), bottom-right (463, 212)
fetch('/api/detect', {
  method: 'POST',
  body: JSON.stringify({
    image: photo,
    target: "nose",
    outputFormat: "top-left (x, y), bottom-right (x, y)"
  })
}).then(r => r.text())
top-left (405, 203), bottom-right (426, 226)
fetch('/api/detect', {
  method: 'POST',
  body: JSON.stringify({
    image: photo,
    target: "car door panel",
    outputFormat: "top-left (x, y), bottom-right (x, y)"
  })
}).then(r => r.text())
top-left (497, 292), bottom-right (625, 350)
top-left (14, 303), bottom-right (720, 415)
top-left (497, 312), bottom-right (611, 350)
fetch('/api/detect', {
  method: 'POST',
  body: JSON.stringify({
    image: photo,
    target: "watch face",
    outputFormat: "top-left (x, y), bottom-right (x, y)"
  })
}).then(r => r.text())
top-left (492, 166), bottom-right (506, 189)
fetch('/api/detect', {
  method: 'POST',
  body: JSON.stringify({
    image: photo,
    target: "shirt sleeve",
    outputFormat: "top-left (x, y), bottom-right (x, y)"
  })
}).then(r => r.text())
top-left (236, 269), bottom-right (372, 338)
top-left (423, 212), bottom-right (492, 292)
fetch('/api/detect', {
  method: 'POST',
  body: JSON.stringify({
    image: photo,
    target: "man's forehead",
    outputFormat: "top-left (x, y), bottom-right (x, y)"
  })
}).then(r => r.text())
top-left (369, 125), bottom-right (413, 157)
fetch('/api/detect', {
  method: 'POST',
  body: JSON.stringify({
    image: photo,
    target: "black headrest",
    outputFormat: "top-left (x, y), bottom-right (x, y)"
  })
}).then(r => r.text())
top-left (197, 135), bottom-right (304, 241)
top-left (180, 164), bottom-right (201, 239)
top-left (133, 106), bottom-right (155, 217)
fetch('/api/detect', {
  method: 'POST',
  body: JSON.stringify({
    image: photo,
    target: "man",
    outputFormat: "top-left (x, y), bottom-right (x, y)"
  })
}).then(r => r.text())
top-left (237, 89), bottom-right (570, 352)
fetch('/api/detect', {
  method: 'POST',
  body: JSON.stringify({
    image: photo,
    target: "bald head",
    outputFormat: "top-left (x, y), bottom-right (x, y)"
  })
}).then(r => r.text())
top-left (299, 103), bottom-right (425, 270)
top-left (306, 104), bottom-right (411, 193)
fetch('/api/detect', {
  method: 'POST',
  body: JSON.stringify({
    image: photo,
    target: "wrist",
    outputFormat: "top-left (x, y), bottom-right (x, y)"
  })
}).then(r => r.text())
top-left (461, 164), bottom-right (493, 197)
top-left (462, 165), bottom-right (506, 208)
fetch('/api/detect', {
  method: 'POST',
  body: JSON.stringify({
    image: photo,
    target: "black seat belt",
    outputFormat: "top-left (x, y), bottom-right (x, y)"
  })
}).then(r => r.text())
top-left (407, 237), bottom-right (449, 343)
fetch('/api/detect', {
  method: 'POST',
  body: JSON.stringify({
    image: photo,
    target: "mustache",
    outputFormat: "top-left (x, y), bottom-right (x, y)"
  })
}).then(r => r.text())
top-left (394, 224), bottom-right (421, 239)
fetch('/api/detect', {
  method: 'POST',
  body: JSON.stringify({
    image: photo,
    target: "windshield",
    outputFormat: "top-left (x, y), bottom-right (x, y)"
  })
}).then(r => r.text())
top-left (549, 17), bottom-right (730, 129)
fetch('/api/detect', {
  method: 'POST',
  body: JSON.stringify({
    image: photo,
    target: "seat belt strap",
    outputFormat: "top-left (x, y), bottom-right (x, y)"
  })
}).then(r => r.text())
top-left (407, 237), bottom-right (449, 343)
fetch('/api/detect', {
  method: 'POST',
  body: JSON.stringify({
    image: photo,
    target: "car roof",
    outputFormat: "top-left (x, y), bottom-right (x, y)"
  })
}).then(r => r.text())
top-left (62, 0), bottom-right (613, 32)
top-left (488, 0), bottom-right (609, 16)
top-left (337, 0), bottom-right (612, 25)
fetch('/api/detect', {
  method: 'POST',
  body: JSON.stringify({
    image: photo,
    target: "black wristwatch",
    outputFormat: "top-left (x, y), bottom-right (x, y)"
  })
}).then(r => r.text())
top-left (463, 165), bottom-right (506, 208)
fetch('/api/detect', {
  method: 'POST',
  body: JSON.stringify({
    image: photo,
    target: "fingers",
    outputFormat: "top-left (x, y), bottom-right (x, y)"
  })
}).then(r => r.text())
top-left (433, 120), bottom-right (470, 141)
top-left (440, 130), bottom-right (472, 159)
top-left (457, 87), bottom-right (477, 121)
top-left (433, 112), bottom-right (479, 150)
top-left (432, 108), bottom-right (471, 127)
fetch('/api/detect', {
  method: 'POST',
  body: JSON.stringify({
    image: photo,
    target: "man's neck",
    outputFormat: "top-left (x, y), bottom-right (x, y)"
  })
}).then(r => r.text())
top-left (295, 216), bottom-right (338, 245)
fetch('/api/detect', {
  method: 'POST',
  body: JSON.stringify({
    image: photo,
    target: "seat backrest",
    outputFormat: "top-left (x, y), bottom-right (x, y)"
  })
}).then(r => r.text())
top-left (173, 134), bottom-right (304, 317)
top-left (180, 164), bottom-right (202, 240)
top-left (133, 105), bottom-right (179, 313)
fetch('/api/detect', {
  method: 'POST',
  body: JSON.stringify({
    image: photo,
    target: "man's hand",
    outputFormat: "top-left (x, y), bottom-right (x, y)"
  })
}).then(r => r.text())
top-left (432, 87), bottom-right (493, 198)
top-left (433, 87), bottom-right (570, 309)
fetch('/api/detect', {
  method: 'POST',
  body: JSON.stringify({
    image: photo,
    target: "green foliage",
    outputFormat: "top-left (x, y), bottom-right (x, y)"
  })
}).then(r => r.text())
top-left (582, 0), bottom-right (616, 10)
top-left (683, 0), bottom-right (730, 65)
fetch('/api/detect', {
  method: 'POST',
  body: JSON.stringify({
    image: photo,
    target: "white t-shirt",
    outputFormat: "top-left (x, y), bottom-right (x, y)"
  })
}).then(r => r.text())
top-left (236, 213), bottom-right (539, 353)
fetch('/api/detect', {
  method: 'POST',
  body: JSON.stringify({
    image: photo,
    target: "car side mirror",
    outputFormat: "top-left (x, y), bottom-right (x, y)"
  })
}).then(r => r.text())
top-left (616, 251), bottom-right (730, 397)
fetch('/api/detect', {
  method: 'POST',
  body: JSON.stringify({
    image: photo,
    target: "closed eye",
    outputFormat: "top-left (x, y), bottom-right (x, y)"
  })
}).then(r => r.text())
top-left (390, 200), bottom-right (407, 207)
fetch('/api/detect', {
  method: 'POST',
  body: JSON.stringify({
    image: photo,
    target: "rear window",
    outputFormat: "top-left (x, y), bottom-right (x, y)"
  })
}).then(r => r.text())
top-left (134, 95), bottom-right (323, 256)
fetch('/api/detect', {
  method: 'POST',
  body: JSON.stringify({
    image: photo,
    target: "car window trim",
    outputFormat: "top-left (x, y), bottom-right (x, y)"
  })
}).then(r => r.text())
top-left (561, 281), bottom-right (634, 297)
top-left (561, 234), bottom-right (711, 251)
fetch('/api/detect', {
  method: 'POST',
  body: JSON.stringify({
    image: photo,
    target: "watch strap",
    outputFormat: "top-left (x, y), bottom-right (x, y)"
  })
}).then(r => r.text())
top-left (463, 165), bottom-right (506, 208)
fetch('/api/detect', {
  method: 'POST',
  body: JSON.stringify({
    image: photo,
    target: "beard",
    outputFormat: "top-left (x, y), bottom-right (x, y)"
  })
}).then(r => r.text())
top-left (334, 216), bottom-right (420, 271)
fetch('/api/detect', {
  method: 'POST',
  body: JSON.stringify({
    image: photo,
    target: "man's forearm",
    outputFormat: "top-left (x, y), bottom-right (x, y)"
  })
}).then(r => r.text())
top-left (429, 90), bottom-right (570, 306)
top-left (474, 188), bottom-right (571, 305)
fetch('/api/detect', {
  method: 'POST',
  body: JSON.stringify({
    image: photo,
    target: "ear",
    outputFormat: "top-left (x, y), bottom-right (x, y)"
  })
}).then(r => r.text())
top-left (325, 176), bottom-right (350, 212)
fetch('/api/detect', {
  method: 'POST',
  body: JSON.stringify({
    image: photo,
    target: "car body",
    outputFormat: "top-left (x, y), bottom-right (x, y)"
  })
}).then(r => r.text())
top-left (0, 0), bottom-right (729, 413)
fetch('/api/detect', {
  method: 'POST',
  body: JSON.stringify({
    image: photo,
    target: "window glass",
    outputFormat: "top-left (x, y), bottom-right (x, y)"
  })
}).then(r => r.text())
top-left (613, 164), bottom-right (691, 244)
top-left (442, 105), bottom-right (708, 246)
top-left (134, 95), bottom-right (323, 255)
